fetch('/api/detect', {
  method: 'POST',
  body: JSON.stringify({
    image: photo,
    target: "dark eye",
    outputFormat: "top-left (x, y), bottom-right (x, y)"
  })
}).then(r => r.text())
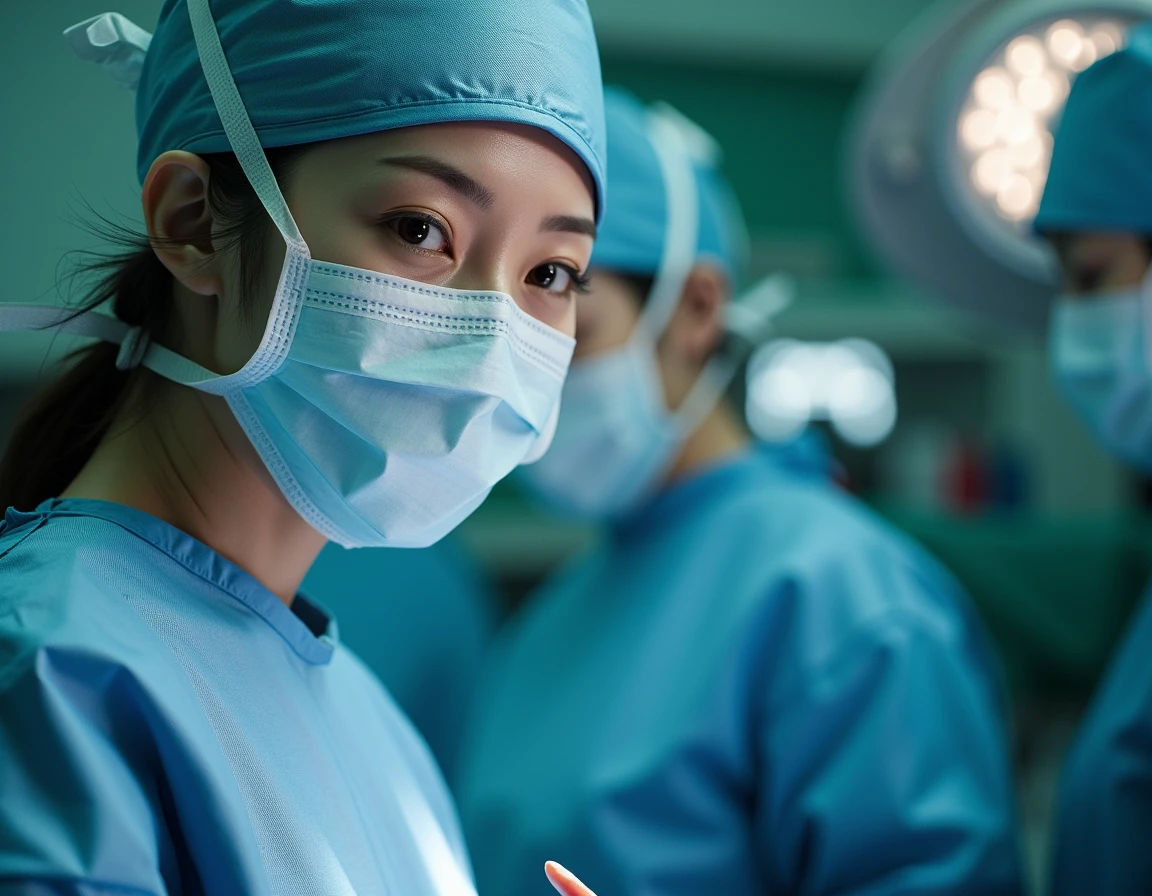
top-left (387, 215), bottom-right (449, 252)
top-left (527, 262), bottom-right (579, 295)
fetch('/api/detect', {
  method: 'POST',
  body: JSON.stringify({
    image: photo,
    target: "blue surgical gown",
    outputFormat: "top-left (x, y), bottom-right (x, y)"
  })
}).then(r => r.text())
top-left (1050, 584), bottom-right (1152, 895)
top-left (455, 443), bottom-right (1024, 896)
top-left (303, 542), bottom-right (496, 779)
top-left (0, 498), bottom-right (476, 895)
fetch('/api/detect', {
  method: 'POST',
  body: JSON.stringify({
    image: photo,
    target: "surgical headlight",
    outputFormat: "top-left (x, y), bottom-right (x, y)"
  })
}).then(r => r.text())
top-left (849, 0), bottom-right (1152, 330)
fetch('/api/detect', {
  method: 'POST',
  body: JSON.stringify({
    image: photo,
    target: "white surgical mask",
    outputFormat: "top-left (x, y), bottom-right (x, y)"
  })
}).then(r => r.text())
top-left (1049, 273), bottom-right (1152, 472)
top-left (0, 4), bottom-right (573, 548)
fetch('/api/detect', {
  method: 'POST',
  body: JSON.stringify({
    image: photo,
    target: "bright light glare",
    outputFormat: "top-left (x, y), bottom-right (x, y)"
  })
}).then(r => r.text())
top-left (1007, 35), bottom-right (1047, 76)
top-left (1092, 23), bottom-right (1124, 56)
top-left (830, 368), bottom-right (899, 447)
top-left (1047, 20), bottom-right (1085, 65)
top-left (996, 106), bottom-right (1036, 143)
top-left (746, 340), bottom-right (897, 448)
top-left (959, 18), bottom-right (1128, 230)
top-left (1007, 133), bottom-right (1045, 169)
top-left (974, 67), bottom-right (1015, 109)
top-left (961, 108), bottom-right (998, 150)
top-left (974, 149), bottom-right (1013, 194)
top-left (997, 174), bottom-right (1037, 219)
top-left (1018, 75), bottom-right (1056, 112)
top-left (1071, 40), bottom-right (1098, 72)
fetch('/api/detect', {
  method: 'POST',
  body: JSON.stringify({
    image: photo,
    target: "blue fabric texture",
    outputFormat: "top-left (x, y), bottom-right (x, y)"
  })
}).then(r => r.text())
top-left (1036, 22), bottom-right (1152, 236)
top-left (1050, 584), bottom-right (1152, 896)
top-left (302, 541), bottom-right (496, 779)
top-left (0, 499), bottom-right (472, 894)
top-left (590, 88), bottom-right (747, 281)
top-left (455, 443), bottom-right (1024, 896)
top-left (135, 0), bottom-right (606, 213)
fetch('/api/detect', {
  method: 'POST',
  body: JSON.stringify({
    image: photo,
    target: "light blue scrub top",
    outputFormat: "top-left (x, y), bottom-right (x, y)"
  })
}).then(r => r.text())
top-left (0, 499), bottom-right (475, 895)
top-left (455, 443), bottom-right (1024, 896)
top-left (302, 542), bottom-right (496, 779)
top-left (1050, 584), bottom-right (1152, 896)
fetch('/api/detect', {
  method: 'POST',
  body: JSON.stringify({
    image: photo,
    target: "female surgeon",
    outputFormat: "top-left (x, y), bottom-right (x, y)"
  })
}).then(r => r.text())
top-left (454, 88), bottom-right (1025, 896)
top-left (1034, 21), bottom-right (1152, 896)
top-left (0, 0), bottom-right (607, 892)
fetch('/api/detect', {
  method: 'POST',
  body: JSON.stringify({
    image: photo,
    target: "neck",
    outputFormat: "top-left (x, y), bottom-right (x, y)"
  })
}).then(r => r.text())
top-left (663, 399), bottom-right (751, 487)
top-left (63, 375), bottom-right (326, 606)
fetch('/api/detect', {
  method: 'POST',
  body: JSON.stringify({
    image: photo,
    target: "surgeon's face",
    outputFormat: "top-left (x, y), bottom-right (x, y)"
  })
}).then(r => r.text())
top-left (574, 266), bottom-right (728, 411)
top-left (284, 122), bottom-right (597, 334)
top-left (572, 270), bottom-right (646, 360)
top-left (1050, 231), bottom-right (1152, 297)
top-left (147, 122), bottom-right (597, 375)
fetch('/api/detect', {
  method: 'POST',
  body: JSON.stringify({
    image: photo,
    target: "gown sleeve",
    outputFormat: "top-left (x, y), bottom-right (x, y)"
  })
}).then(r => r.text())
top-left (753, 563), bottom-right (1025, 895)
top-left (0, 644), bottom-right (171, 895)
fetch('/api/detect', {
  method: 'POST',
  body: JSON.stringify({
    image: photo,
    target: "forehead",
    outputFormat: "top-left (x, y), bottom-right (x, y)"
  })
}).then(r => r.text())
top-left (295, 123), bottom-right (595, 196)
top-left (1050, 231), bottom-right (1148, 263)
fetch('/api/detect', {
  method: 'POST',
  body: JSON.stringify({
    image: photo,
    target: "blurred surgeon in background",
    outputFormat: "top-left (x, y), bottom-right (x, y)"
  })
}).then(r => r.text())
top-left (454, 88), bottom-right (1024, 896)
top-left (1036, 21), bottom-right (1152, 896)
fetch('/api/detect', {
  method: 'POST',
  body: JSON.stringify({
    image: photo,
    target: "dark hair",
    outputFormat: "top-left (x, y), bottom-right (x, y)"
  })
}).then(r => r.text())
top-left (0, 148), bottom-right (306, 512)
top-left (621, 274), bottom-right (657, 307)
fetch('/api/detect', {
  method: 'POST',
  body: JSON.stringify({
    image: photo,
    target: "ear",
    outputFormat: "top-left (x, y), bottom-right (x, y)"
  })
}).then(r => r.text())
top-left (141, 151), bottom-right (224, 297)
top-left (662, 263), bottom-right (729, 368)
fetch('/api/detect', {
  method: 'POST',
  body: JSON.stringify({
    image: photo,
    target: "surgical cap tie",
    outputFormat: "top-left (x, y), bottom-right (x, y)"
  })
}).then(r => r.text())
top-left (115, 325), bottom-right (151, 371)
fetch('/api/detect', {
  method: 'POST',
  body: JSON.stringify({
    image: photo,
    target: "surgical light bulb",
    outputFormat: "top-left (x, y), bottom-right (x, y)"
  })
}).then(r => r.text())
top-left (961, 108), bottom-right (999, 150)
top-left (1007, 35), bottom-right (1047, 76)
top-left (997, 174), bottom-right (1036, 219)
top-left (996, 106), bottom-right (1036, 144)
top-left (1018, 75), bottom-right (1056, 112)
top-left (974, 149), bottom-right (1013, 195)
top-left (974, 67), bottom-right (1014, 109)
top-left (1047, 20), bottom-right (1086, 65)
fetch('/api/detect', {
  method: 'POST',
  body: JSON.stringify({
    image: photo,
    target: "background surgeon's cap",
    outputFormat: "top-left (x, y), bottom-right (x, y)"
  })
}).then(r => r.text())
top-left (1036, 20), bottom-right (1152, 236)
top-left (133, 0), bottom-right (606, 216)
top-left (591, 87), bottom-right (748, 285)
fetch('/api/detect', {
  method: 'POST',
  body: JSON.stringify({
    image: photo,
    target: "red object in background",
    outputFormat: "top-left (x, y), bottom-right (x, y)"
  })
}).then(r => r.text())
top-left (945, 439), bottom-right (989, 515)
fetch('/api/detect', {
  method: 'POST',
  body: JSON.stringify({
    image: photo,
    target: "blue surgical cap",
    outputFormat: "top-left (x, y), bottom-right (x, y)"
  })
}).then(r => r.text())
top-left (1036, 22), bottom-right (1152, 236)
top-left (590, 88), bottom-right (748, 283)
top-left (135, 0), bottom-right (606, 215)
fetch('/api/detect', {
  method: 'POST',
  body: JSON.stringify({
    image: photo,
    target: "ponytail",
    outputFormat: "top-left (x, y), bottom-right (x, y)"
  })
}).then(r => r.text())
top-left (0, 249), bottom-right (171, 511)
top-left (0, 147), bottom-right (306, 512)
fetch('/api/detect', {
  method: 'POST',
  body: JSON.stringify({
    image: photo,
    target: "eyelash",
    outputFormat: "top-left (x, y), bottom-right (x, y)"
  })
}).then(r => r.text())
top-left (566, 267), bottom-right (593, 295)
top-left (378, 211), bottom-right (591, 297)
top-left (378, 211), bottom-right (451, 255)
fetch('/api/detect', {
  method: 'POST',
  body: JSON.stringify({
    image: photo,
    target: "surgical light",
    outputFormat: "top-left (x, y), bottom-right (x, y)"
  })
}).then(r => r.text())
top-left (746, 339), bottom-right (898, 448)
top-left (958, 16), bottom-right (1126, 232)
top-left (849, 0), bottom-right (1152, 330)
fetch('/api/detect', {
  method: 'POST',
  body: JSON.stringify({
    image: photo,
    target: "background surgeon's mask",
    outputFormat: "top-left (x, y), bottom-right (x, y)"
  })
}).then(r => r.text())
top-left (522, 107), bottom-right (788, 520)
top-left (0, 7), bottom-right (577, 549)
top-left (1050, 269), bottom-right (1152, 472)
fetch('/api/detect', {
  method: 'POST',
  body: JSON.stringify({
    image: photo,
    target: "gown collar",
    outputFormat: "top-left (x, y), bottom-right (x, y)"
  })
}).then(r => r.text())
top-left (8, 498), bottom-right (337, 665)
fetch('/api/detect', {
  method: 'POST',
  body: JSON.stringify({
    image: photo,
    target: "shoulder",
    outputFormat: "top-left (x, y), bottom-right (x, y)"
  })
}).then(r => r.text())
top-left (0, 508), bottom-right (172, 687)
top-left (710, 461), bottom-right (967, 628)
top-left (684, 462), bottom-right (994, 693)
top-left (0, 525), bottom-right (174, 891)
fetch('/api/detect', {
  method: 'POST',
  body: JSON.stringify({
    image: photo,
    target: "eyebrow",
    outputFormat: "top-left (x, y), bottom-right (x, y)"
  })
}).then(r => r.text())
top-left (379, 154), bottom-right (596, 238)
top-left (379, 155), bottom-right (495, 210)
top-left (541, 214), bottom-right (597, 239)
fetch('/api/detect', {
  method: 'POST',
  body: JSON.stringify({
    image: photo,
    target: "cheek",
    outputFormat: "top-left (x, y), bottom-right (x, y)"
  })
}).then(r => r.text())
top-left (214, 239), bottom-right (286, 374)
top-left (520, 294), bottom-right (578, 337)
